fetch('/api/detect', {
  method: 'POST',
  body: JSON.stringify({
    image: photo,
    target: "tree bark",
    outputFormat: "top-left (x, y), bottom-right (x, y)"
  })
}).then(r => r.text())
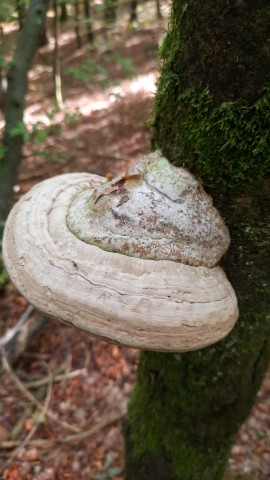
top-left (60, 1), bottom-right (68, 22)
top-left (53, 0), bottom-right (63, 107)
top-left (155, 0), bottom-right (162, 20)
top-left (125, 1), bottom-right (270, 479)
top-left (15, 0), bottom-right (26, 30)
top-left (103, 0), bottom-right (117, 26)
top-left (83, 0), bottom-right (94, 44)
top-left (74, 0), bottom-right (82, 49)
top-left (129, 0), bottom-right (138, 23)
top-left (0, 0), bottom-right (50, 241)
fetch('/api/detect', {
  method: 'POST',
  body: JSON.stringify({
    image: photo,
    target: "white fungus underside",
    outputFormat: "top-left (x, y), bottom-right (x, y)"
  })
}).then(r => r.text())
top-left (3, 173), bottom-right (238, 352)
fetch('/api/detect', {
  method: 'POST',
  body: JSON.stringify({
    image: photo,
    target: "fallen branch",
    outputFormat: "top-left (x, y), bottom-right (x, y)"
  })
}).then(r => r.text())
top-left (24, 367), bottom-right (87, 389)
top-left (1, 362), bottom-right (53, 471)
top-left (60, 410), bottom-right (126, 444)
top-left (10, 407), bottom-right (32, 440)
top-left (0, 305), bottom-right (34, 345)
top-left (0, 409), bottom-right (126, 449)
top-left (0, 306), bottom-right (47, 372)
top-left (1, 349), bottom-right (80, 433)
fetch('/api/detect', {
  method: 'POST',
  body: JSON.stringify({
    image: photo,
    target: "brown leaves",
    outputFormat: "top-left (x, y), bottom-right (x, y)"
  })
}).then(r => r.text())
top-left (3, 466), bottom-right (20, 480)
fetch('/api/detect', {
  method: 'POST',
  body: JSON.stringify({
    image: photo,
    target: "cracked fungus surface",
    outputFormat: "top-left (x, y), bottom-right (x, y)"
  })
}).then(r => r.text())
top-left (67, 151), bottom-right (230, 267)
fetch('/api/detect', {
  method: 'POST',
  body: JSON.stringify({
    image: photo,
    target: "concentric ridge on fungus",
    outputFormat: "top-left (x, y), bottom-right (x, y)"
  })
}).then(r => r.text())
top-left (3, 167), bottom-right (238, 352)
top-left (67, 151), bottom-right (230, 267)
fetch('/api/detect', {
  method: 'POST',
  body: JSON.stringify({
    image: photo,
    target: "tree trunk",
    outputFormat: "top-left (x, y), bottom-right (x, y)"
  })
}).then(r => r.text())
top-left (74, 0), bottom-right (82, 49)
top-left (103, 0), bottom-right (117, 26)
top-left (125, 1), bottom-right (270, 479)
top-left (129, 0), bottom-right (138, 24)
top-left (0, 0), bottom-right (50, 241)
top-left (38, 20), bottom-right (49, 47)
top-left (83, 0), bottom-right (94, 44)
top-left (0, 66), bottom-right (7, 113)
top-left (53, 0), bottom-right (63, 108)
top-left (15, 0), bottom-right (26, 30)
top-left (155, 0), bottom-right (162, 20)
top-left (60, 1), bottom-right (68, 22)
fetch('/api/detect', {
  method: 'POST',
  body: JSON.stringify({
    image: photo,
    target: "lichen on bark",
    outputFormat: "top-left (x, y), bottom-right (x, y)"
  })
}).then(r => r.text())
top-left (125, 0), bottom-right (270, 478)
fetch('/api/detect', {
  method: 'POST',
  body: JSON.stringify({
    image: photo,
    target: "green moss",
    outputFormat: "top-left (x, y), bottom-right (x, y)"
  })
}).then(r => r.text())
top-left (128, 309), bottom-right (270, 479)
top-left (153, 0), bottom-right (270, 198)
top-left (127, 194), bottom-right (270, 478)
top-left (153, 88), bottom-right (270, 198)
top-left (128, 89), bottom-right (270, 480)
top-left (156, 1), bottom-right (270, 105)
top-left (126, 1), bottom-right (270, 478)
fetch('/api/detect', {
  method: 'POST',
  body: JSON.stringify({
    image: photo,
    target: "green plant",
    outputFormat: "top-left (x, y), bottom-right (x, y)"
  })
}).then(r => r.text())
top-left (65, 60), bottom-right (109, 87)
top-left (65, 53), bottom-right (137, 88)
top-left (0, 250), bottom-right (8, 286)
top-left (31, 124), bottom-right (49, 143)
top-left (0, 1), bottom-right (14, 22)
top-left (104, 52), bottom-right (137, 77)
top-left (64, 110), bottom-right (80, 124)
top-left (9, 121), bottom-right (30, 141)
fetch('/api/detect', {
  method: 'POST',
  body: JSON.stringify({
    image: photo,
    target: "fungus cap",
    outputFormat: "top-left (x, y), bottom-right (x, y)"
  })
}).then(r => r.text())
top-left (3, 154), bottom-right (238, 352)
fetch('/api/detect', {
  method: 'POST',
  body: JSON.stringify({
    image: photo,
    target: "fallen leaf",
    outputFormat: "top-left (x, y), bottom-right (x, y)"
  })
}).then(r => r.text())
top-left (0, 424), bottom-right (9, 441)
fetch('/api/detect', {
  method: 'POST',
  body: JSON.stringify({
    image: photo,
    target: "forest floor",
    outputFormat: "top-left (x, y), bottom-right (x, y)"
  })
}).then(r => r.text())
top-left (1, 3), bottom-right (270, 479)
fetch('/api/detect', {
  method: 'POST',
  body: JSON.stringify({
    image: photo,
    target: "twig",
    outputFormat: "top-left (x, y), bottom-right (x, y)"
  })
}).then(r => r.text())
top-left (1, 438), bottom-right (51, 449)
top-left (10, 407), bottom-right (32, 440)
top-left (24, 368), bottom-right (87, 389)
top-left (20, 362), bottom-right (53, 444)
top-left (60, 409), bottom-right (126, 443)
top-left (1, 362), bottom-right (53, 471)
top-left (0, 305), bottom-right (34, 347)
top-left (1, 349), bottom-right (80, 433)
top-left (0, 409), bottom-right (126, 449)
top-left (0, 306), bottom-right (47, 372)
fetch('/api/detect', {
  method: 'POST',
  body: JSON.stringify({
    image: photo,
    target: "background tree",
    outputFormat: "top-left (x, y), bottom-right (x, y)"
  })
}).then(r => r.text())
top-left (125, 1), bottom-right (270, 479)
top-left (103, 0), bottom-right (118, 26)
top-left (60, 0), bottom-right (68, 22)
top-left (129, 0), bottom-right (138, 24)
top-left (155, 0), bottom-right (162, 19)
top-left (15, 0), bottom-right (27, 30)
top-left (83, 0), bottom-right (94, 44)
top-left (53, 0), bottom-right (63, 107)
top-left (74, 0), bottom-right (82, 49)
top-left (0, 27), bottom-right (7, 113)
top-left (0, 0), bottom-right (49, 240)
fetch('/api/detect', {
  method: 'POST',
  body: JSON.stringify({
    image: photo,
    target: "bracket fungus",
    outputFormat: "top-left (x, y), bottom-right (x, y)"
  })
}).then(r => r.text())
top-left (3, 151), bottom-right (238, 352)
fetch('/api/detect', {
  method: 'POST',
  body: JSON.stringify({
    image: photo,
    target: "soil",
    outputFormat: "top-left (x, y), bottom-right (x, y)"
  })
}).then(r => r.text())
top-left (0, 3), bottom-right (270, 479)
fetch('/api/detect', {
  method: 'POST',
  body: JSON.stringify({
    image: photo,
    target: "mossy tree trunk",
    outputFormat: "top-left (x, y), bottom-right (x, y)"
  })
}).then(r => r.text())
top-left (125, 1), bottom-right (270, 479)
top-left (0, 0), bottom-right (49, 240)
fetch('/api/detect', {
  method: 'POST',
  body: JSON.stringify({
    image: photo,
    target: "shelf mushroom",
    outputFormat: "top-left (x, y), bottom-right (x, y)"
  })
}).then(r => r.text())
top-left (3, 151), bottom-right (238, 352)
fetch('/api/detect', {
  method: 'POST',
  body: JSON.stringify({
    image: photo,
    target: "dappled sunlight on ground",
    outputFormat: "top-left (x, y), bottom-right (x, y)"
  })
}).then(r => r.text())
top-left (31, 70), bottom-right (157, 120)
top-left (1, 1), bottom-right (270, 478)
